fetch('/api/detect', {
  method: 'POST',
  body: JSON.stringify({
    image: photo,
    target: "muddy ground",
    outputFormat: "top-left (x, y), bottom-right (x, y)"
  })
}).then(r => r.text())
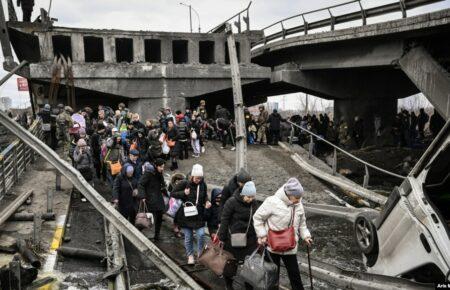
top-left (174, 141), bottom-right (365, 287)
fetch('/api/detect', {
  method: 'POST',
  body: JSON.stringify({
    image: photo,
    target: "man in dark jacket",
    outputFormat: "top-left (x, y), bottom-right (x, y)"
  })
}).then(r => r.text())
top-left (429, 109), bottom-right (445, 138)
top-left (17, 0), bottom-right (34, 22)
top-left (215, 105), bottom-right (234, 150)
top-left (352, 116), bottom-right (364, 148)
top-left (177, 121), bottom-right (189, 160)
top-left (268, 109), bottom-right (285, 145)
top-left (146, 129), bottom-right (162, 163)
top-left (220, 168), bottom-right (252, 217)
top-left (417, 108), bottom-right (429, 140)
top-left (138, 158), bottom-right (167, 241)
top-left (90, 123), bottom-right (107, 180)
top-left (113, 164), bottom-right (138, 222)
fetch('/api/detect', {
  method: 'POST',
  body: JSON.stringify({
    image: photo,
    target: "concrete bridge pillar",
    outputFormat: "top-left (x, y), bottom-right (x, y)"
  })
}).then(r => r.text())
top-left (334, 97), bottom-right (397, 135)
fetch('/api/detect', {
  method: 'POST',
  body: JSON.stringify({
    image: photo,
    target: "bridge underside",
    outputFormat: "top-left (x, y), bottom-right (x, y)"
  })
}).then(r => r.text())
top-left (249, 8), bottom-right (450, 131)
top-left (26, 63), bottom-right (271, 119)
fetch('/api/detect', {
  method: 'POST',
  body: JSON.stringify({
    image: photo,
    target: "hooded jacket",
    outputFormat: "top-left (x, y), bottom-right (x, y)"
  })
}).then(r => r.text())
top-left (253, 186), bottom-right (311, 255)
top-left (203, 188), bottom-right (222, 229)
top-left (268, 111), bottom-right (284, 131)
top-left (138, 169), bottom-right (167, 212)
top-left (113, 166), bottom-right (138, 216)
top-left (219, 175), bottom-right (240, 217)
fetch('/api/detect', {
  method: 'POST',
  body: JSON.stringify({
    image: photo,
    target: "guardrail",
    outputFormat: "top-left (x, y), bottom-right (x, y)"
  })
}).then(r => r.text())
top-left (252, 0), bottom-right (443, 47)
top-left (208, 1), bottom-right (252, 33)
top-left (287, 120), bottom-right (405, 189)
top-left (0, 120), bottom-right (43, 199)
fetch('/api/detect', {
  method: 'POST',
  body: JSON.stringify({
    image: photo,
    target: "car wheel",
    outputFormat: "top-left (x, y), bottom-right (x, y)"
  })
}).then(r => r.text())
top-left (354, 215), bottom-right (377, 255)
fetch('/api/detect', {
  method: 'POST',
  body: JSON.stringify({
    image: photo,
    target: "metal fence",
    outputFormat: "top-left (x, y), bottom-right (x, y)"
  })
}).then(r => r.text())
top-left (252, 0), bottom-right (443, 47)
top-left (0, 120), bottom-right (43, 199)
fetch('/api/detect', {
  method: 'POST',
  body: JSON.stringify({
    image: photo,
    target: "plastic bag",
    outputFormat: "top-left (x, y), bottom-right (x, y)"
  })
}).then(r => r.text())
top-left (162, 141), bottom-right (170, 154)
top-left (167, 198), bottom-right (182, 217)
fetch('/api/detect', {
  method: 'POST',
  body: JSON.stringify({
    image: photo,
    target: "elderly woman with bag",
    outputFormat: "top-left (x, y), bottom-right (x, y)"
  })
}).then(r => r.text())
top-left (253, 178), bottom-right (313, 290)
top-left (170, 164), bottom-right (211, 265)
top-left (112, 164), bottom-right (138, 222)
top-left (218, 181), bottom-right (258, 290)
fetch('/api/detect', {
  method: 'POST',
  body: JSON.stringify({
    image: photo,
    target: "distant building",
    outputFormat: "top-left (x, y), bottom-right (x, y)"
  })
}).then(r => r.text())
top-left (0, 97), bottom-right (12, 111)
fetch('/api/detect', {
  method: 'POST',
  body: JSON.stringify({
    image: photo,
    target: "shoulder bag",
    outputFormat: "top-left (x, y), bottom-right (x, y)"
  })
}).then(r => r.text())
top-left (267, 207), bottom-right (297, 252)
top-left (230, 205), bottom-right (253, 248)
top-left (199, 241), bottom-right (237, 277)
top-left (183, 185), bottom-right (200, 217)
top-left (135, 200), bottom-right (152, 230)
top-left (239, 247), bottom-right (278, 289)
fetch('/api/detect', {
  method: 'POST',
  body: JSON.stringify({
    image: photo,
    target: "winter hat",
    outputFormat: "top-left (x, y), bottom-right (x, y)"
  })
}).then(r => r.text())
top-left (143, 162), bottom-right (155, 173)
top-left (130, 149), bottom-right (139, 156)
top-left (236, 168), bottom-right (252, 184)
top-left (126, 164), bottom-right (134, 175)
top-left (155, 158), bottom-right (166, 167)
top-left (191, 164), bottom-right (204, 177)
top-left (284, 178), bottom-right (304, 198)
top-left (77, 138), bottom-right (87, 147)
top-left (240, 181), bottom-right (256, 197)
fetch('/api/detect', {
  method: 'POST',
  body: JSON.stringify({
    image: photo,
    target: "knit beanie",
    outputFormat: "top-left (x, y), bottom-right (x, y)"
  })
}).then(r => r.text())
top-left (77, 138), bottom-right (87, 147)
top-left (284, 178), bottom-right (304, 197)
top-left (240, 181), bottom-right (256, 197)
top-left (236, 168), bottom-right (252, 184)
top-left (143, 162), bottom-right (155, 173)
top-left (126, 164), bottom-right (134, 175)
top-left (191, 164), bottom-right (204, 177)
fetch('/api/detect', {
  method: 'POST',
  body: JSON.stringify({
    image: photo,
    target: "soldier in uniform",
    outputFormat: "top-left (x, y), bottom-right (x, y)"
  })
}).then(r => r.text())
top-left (338, 117), bottom-right (350, 148)
top-left (256, 105), bottom-right (269, 144)
top-left (57, 106), bottom-right (74, 155)
top-left (17, 0), bottom-right (34, 22)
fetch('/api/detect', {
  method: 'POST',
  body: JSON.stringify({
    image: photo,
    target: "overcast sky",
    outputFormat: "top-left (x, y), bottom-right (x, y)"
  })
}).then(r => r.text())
top-left (0, 0), bottom-right (449, 108)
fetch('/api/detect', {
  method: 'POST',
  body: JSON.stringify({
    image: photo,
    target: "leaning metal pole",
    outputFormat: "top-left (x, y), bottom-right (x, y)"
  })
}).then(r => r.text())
top-left (0, 112), bottom-right (202, 289)
top-left (226, 23), bottom-right (247, 172)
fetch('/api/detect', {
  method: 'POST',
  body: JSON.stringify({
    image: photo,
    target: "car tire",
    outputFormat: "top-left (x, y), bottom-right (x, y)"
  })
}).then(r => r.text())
top-left (354, 215), bottom-right (377, 255)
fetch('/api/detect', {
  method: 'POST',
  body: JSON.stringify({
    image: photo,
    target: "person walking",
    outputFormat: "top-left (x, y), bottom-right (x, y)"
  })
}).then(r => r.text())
top-left (257, 105), bottom-right (269, 144)
top-left (170, 164), bottom-right (211, 265)
top-left (215, 105), bottom-right (234, 150)
top-left (177, 121), bottom-right (190, 160)
top-left (417, 108), bottom-right (429, 140)
top-left (218, 181), bottom-right (258, 290)
top-left (166, 119), bottom-right (179, 171)
top-left (253, 178), bottom-right (313, 290)
top-left (268, 109), bottom-right (285, 145)
top-left (73, 138), bottom-right (94, 184)
top-left (113, 164), bottom-right (138, 222)
top-left (17, 0), bottom-right (34, 22)
top-left (220, 168), bottom-right (252, 216)
top-left (138, 158), bottom-right (167, 241)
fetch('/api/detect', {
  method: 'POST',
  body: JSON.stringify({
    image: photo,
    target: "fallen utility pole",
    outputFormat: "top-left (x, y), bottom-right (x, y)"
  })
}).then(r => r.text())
top-left (226, 23), bottom-right (247, 172)
top-left (0, 190), bottom-right (34, 226)
top-left (0, 111), bottom-right (201, 289)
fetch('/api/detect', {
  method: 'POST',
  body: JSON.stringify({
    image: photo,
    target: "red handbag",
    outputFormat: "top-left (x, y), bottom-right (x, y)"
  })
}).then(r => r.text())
top-left (268, 208), bottom-right (296, 252)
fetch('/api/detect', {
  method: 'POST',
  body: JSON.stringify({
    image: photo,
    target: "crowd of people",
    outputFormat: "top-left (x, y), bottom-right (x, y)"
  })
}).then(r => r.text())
top-left (289, 108), bottom-right (445, 152)
top-left (35, 100), bottom-right (314, 290)
top-left (34, 100), bottom-right (447, 290)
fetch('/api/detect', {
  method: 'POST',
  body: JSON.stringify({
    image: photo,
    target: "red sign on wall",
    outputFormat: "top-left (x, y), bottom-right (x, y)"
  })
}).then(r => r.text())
top-left (17, 78), bottom-right (29, 91)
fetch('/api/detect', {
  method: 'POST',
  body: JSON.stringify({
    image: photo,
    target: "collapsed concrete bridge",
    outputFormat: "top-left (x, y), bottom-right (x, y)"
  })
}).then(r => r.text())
top-left (0, 0), bottom-right (449, 126)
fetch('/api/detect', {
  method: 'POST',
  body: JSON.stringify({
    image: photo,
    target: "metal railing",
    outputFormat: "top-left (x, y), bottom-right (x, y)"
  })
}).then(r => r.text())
top-left (208, 1), bottom-right (252, 33)
top-left (0, 120), bottom-right (43, 199)
top-left (287, 120), bottom-right (405, 189)
top-left (252, 0), bottom-right (443, 47)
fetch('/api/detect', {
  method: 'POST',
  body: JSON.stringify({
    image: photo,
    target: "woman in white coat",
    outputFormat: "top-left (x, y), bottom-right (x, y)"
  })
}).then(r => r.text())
top-left (253, 178), bottom-right (313, 290)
